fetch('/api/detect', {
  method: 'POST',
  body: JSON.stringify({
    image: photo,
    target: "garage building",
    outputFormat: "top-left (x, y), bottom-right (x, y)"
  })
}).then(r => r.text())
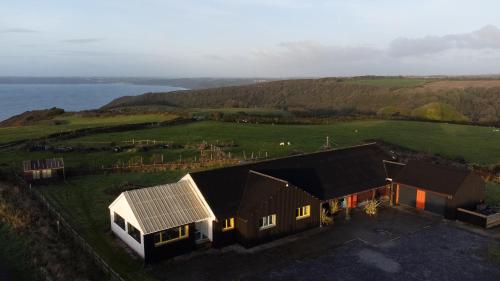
top-left (393, 160), bottom-right (485, 219)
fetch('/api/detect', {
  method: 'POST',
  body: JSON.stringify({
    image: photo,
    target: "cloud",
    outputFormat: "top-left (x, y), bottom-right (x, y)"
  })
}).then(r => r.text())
top-left (1, 28), bottom-right (38, 33)
top-left (243, 41), bottom-right (388, 77)
top-left (203, 54), bottom-right (225, 61)
top-left (275, 41), bottom-right (382, 63)
top-left (62, 38), bottom-right (103, 44)
top-left (389, 25), bottom-right (500, 57)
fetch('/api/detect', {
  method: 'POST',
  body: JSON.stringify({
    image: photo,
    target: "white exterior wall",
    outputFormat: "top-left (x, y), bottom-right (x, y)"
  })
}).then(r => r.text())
top-left (109, 194), bottom-right (145, 258)
top-left (181, 174), bottom-right (216, 241)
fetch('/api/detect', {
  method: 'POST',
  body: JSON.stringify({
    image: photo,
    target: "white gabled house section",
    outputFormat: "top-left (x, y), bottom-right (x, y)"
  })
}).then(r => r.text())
top-left (108, 173), bottom-right (217, 259)
top-left (181, 173), bottom-right (217, 241)
top-left (108, 193), bottom-right (145, 258)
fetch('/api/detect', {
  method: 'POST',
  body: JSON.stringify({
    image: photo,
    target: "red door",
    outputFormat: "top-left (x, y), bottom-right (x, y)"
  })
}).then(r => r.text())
top-left (347, 194), bottom-right (358, 208)
top-left (416, 189), bottom-right (426, 209)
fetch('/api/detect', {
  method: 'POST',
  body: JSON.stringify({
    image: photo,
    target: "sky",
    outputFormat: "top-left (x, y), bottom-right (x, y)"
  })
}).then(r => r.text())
top-left (2, 0), bottom-right (500, 77)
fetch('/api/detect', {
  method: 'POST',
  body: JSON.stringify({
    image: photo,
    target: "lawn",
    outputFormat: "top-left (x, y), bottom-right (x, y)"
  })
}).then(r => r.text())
top-left (345, 77), bottom-right (429, 88)
top-left (58, 120), bottom-right (500, 165)
top-left (40, 171), bottom-right (186, 281)
top-left (486, 182), bottom-right (500, 205)
top-left (0, 113), bottom-right (177, 143)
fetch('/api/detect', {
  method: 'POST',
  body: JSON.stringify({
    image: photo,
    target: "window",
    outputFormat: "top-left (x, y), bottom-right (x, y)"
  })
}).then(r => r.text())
top-left (32, 170), bottom-right (41, 180)
top-left (259, 214), bottom-right (276, 230)
top-left (41, 169), bottom-right (52, 178)
top-left (127, 223), bottom-right (141, 243)
top-left (154, 225), bottom-right (189, 246)
top-left (113, 212), bottom-right (125, 230)
top-left (296, 205), bottom-right (311, 220)
top-left (222, 218), bottom-right (235, 231)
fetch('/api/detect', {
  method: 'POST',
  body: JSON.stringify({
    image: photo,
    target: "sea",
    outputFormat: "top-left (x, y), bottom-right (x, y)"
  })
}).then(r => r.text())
top-left (0, 83), bottom-right (183, 121)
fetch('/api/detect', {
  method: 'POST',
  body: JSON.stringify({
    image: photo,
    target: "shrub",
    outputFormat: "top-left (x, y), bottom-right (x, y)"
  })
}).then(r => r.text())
top-left (364, 200), bottom-right (380, 216)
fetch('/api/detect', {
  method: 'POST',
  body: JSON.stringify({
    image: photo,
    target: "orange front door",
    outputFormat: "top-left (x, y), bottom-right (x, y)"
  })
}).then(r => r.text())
top-left (347, 194), bottom-right (358, 208)
top-left (416, 189), bottom-right (426, 209)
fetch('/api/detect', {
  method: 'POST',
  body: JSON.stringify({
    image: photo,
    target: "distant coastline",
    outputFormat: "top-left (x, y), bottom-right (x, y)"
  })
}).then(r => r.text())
top-left (0, 82), bottom-right (184, 121)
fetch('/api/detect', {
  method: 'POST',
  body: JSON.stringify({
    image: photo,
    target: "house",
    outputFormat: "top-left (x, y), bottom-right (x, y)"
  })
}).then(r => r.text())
top-left (183, 143), bottom-right (393, 248)
top-left (22, 158), bottom-right (65, 182)
top-left (393, 160), bottom-right (485, 219)
top-left (108, 181), bottom-right (215, 263)
top-left (109, 144), bottom-right (486, 262)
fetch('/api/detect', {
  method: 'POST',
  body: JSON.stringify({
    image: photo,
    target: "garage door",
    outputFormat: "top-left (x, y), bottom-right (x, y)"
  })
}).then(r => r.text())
top-left (424, 192), bottom-right (446, 215)
top-left (398, 185), bottom-right (416, 207)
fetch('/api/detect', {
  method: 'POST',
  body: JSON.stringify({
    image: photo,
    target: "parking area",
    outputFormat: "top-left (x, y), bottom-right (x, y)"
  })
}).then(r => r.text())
top-left (150, 206), bottom-right (500, 281)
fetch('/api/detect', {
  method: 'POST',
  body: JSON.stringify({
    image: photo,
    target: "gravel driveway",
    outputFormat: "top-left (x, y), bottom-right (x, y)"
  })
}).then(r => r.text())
top-left (152, 207), bottom-right (500, 281)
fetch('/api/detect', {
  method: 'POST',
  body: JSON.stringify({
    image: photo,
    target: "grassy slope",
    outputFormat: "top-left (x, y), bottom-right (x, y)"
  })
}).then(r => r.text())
top-left (0, 113), bottom-right (177, 143)
top-left (345, 77), bottom-right (429, 88)
top-left (103, 77), bottom-right (500, 123)
top-left (0, 223), bottom-right (36, 281)
top-left (41, 171), bottom-right (185, 281)
top-left (59, 120), bottom-right (500, 165)
top-left (412, 102), bottom-right (468, 122)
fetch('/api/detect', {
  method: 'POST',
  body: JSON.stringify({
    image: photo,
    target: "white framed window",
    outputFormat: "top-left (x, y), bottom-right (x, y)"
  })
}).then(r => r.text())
top-left (113, 212), bottom-right (126, 230)
top-left (32, 170), bottom-right (41, 180)
top-left (154, 225), bottom-right (189, 246)
top-left (259, 214), bottom-right (276, 230)
top-left (222, 218), bottom-right (235, 231)
top-left (127, 223), bottom-right (141, 244)
top-left (296, 205), bottom-right (311, 220)
top-left (41, 169), bottom-right (52, 178)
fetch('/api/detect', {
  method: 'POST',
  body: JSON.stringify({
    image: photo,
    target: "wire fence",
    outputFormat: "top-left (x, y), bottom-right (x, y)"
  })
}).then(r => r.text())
top-left (22, 180), bottom-right (126, 281)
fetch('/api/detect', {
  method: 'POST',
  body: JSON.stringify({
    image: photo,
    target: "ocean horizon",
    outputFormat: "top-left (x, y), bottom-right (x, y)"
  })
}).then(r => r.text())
top-left (0, 82), bottom-right (184, 121)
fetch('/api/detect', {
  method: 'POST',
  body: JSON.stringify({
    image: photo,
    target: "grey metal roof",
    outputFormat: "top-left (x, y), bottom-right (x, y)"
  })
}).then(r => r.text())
top-left (123, 180), bottom-right (212, 234)
top-left (23, 158), bottom-right (64, 171)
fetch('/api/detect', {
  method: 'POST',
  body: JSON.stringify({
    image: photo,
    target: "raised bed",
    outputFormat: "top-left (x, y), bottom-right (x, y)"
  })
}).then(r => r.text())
top-left (456, 208), bottom-right (500, 228)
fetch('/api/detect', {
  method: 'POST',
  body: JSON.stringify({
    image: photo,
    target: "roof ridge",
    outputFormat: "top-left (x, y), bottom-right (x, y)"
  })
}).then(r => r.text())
top-left (409, 160), bottom-right (471, 174)
top-left (191, 142), bottom-right (380, 175)
top-left (383, 160), bottom-right (405, 166)
top-left (248, 170), bottom-right (289, 184)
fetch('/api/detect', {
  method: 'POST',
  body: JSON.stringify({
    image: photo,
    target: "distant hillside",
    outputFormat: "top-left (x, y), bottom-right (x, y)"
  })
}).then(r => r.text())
top-left (103, 77), bottom-right (500, 124)
top-left (0, 107), bottom-right (65, 127)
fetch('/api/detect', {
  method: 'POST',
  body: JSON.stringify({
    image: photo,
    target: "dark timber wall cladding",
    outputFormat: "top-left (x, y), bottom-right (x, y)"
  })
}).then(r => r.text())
top-left (424, 192), bottom-right (447, 215)
top-left (238, 183), bottom-right (320, 247)
top-left (450, 173), bottom-right (486, 216)
top-left (212, 217), bottom-right (238, 247)
top-left (143, 223), bottom-right (196, 263)
top-left (398, 184), bottom-right (417, 207)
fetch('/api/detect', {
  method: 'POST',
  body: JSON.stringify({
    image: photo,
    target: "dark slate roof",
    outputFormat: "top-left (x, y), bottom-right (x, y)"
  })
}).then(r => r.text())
top-left (238, 171), bottom-right (286, 217)
top-left (383, 160), bottom-right (406, 180)
top-left (394, 160), bottom-right (471, 195)
top-left (190, 143), bottom-right (392, 218)
top-left (23, 158), bottom-right (64, 171)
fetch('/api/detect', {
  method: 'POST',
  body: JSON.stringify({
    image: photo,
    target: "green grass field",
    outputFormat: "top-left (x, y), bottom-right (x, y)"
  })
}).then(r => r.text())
top-left (345, 77), bottom-right (429, 88)
top-left (41, 171), bottom-right (185, 281)
top-left (486, 182), bottom-right (500, 205)
top-left (0, 113), bottom-right (177, 143)
top-left (191, 107), bottom-right (291, 116)
top-left (58, 120), bottom-right (500, 165)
